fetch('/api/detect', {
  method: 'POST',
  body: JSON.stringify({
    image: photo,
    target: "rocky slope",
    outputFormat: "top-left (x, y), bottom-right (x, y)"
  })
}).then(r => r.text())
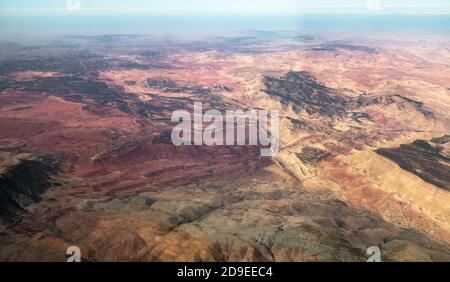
top-left (0, 152), bottom-right (60, 225)
top-left (376, 138), bottom-right (450, 191)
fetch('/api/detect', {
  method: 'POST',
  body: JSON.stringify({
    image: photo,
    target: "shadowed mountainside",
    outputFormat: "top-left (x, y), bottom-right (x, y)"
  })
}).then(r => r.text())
top-left (0, 153), bottom-right (60, 225)
top-left (377, 137), bottom-right (450, 191)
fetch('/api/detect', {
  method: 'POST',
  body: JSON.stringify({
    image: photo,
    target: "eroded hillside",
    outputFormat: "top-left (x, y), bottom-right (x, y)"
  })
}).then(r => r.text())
top-left (0, 33), bottom-right (449, 261)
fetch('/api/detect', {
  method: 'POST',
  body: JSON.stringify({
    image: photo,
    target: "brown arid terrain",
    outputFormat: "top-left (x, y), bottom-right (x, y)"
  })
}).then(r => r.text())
top-left (0, 32), bottom-right (449, 261)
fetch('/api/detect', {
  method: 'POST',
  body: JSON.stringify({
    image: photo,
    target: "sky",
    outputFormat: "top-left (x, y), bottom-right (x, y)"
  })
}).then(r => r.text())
top-left (1, 0), bottom-right (450, 16)
top-left (1, 0), bottom-right (449, 37)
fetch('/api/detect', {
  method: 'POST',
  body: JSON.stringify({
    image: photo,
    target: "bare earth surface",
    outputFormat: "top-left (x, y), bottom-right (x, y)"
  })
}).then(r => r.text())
top-left (0, 32), bottom-right (449, 261)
